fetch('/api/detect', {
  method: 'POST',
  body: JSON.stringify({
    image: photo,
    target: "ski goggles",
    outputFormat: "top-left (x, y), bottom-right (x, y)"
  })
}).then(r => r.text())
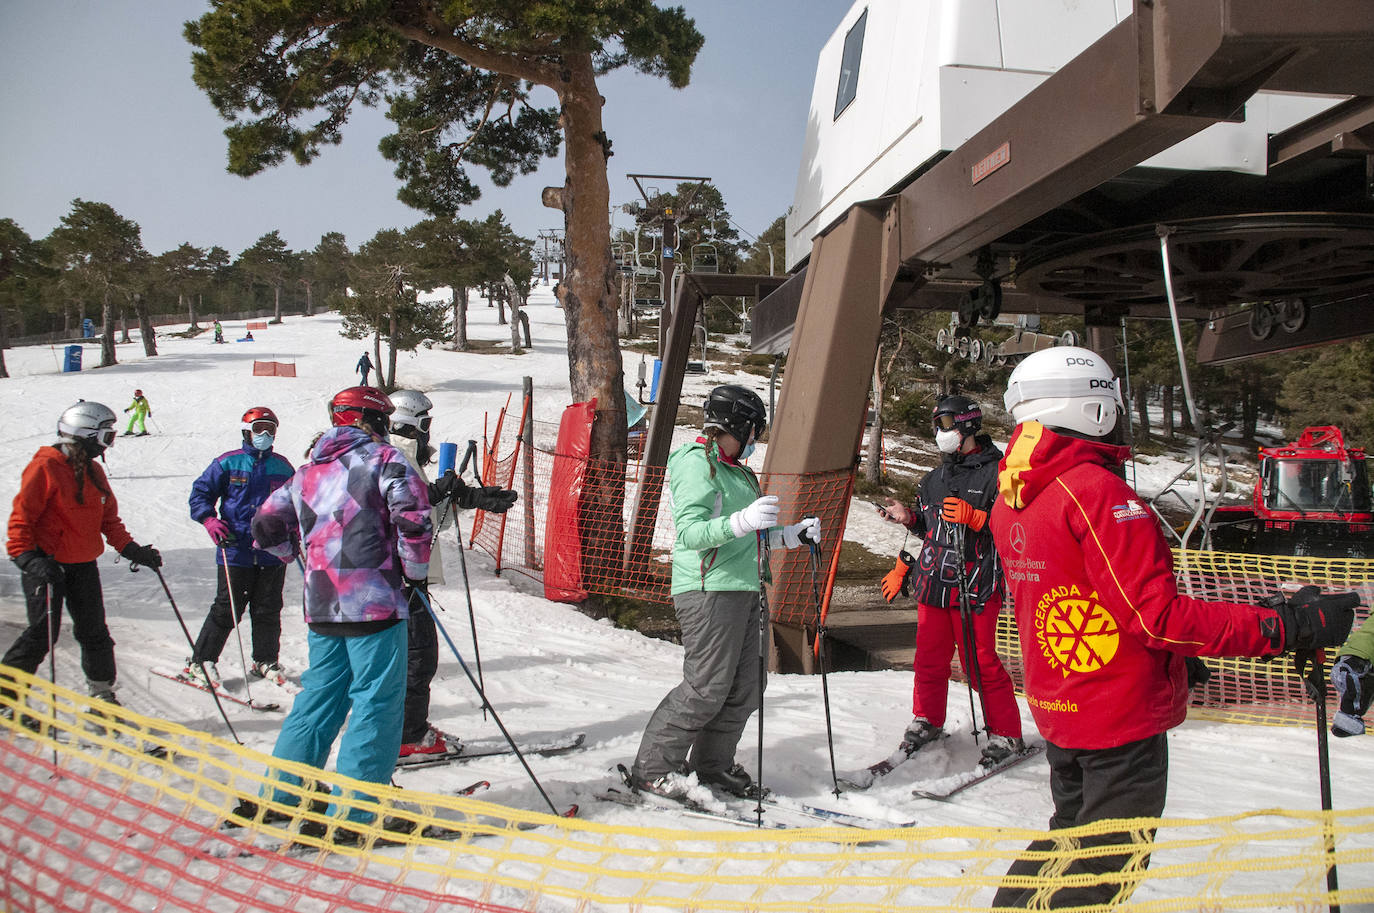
top-left (934, 412), bottom-right (978, 430)
top-left (398, 413), bottom-right (432, 434)
top-left (248, 419), bottom-right (278, 435)
top-left (95, 422), bottom-right (117, 449)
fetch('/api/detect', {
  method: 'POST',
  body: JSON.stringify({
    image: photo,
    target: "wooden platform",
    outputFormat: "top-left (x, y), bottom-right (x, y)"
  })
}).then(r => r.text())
top-left (816, 584), bottom-right (916, 672)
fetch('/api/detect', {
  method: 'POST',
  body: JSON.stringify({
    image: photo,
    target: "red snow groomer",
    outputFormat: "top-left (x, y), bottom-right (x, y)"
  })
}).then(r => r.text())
top-left (1209, 426), bottom-right (1373, 559)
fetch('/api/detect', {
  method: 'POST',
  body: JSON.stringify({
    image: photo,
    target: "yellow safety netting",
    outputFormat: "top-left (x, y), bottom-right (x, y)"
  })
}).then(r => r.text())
top-left (2, 669), bottom-right (1372, 913)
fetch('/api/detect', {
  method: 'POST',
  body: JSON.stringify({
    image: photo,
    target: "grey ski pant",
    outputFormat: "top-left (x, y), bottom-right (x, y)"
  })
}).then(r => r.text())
top-left (632, 589), bottom-right (765, 783)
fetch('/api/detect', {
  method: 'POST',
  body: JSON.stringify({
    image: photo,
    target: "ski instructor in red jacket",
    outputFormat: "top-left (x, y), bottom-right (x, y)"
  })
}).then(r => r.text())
top-left (988, 346), bottom-right (1355, 909)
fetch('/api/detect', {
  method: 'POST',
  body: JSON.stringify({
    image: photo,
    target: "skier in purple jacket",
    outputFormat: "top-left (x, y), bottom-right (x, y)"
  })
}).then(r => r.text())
top-left (240, 386), bottom-right (432, 840)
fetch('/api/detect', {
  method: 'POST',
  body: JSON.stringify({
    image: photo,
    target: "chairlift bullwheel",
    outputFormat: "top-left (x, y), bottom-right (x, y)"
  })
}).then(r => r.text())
top-left (1279, 298), bottom-right (1308, 333)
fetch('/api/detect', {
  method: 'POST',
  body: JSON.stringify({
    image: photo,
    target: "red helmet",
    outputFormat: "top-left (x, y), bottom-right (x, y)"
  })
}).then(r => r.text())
top-left (134, 389), bottom-right (143, 397)
top-left (240, 406), bottom-right (280, 433)
top-left (330, 386), bottom-right (394, 432)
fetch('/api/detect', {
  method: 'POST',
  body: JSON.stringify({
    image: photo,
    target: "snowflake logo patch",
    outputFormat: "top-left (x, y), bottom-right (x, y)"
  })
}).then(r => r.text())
top-left (1034, 584), bottom-right (1120, 677)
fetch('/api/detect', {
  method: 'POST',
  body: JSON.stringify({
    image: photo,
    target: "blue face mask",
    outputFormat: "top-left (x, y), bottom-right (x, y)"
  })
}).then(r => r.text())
top-left (740, 441), bottom-right (756, 460)
top-left (251, 432), bottom-right (275, 451)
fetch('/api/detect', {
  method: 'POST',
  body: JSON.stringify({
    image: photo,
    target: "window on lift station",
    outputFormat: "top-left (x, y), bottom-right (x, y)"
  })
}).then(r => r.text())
top-left (834, 8), bottom-right (867, 120)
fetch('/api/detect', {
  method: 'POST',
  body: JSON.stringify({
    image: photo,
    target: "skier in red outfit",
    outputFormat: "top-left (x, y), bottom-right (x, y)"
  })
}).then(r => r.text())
top-left (988, 346), bottom-right (1356, 909)
top-left (877, 395), bottom-right (1024, 768)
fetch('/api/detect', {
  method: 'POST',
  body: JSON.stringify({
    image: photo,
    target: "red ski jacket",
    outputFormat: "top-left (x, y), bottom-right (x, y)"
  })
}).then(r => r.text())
top-left (990, 422), bottom-right (1282, 749)
top-left (7, 446), bottom-right (134, 564)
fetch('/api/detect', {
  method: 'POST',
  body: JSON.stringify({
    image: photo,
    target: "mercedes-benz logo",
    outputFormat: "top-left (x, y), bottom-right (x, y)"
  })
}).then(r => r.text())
top-left (1009, 522), bottom-right (1027, 554)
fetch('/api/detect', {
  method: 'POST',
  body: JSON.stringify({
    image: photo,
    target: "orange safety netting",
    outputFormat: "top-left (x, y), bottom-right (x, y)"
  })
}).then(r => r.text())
top-left (251, 361), bottom-right (296, 377)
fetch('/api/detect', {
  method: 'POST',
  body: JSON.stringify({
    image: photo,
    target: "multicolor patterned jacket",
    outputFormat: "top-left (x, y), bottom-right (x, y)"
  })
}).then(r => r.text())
top-left (252, 426), bottom-right (432, 625)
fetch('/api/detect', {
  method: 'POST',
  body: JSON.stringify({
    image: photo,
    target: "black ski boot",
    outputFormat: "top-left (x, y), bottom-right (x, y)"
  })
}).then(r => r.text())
top-left (979, 734), bottom-right (1026, 769)
top-left (698, 763), bottom-right (769, 800)
top-left (900, 717), bottom-right (944, 757)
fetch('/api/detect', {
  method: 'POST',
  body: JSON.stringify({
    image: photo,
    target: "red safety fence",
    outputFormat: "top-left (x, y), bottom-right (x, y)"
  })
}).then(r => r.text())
top-left (468, 407), bottom-right (854, 626)
top-left (251, 361), bottom-right (297, 377)
top-left (246, 321), bottom-right (268, 330)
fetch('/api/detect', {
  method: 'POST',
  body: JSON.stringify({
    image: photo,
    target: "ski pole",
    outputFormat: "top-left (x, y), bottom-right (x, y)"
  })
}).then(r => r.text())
top-left (950, 524), bottom-right (988, 743)
top-left (755, 528), bottom-right (771, 827)
top-left (1298, 648), bottom-right (1342, 913)
top-left (452, 440), bottom-right (486, 710)
top-left (221, 549), bottom-right (258, 705)
top-left (806, 536), bottom-right (842, 798)
top-left (411, 587), bottom-right (562, 817)
top-left (151, 568), bottom-right (242, 744)
top-left (45, 584), bottom-right (58, 767)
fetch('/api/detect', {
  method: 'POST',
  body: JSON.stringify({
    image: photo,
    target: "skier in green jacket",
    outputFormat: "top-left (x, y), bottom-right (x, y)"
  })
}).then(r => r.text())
top-left (123, 390), bottom-right (152, 437)
top-left (1333, 612), bottom-right (1374, 736)
top-left (629, 384), bottom-right (820, 800)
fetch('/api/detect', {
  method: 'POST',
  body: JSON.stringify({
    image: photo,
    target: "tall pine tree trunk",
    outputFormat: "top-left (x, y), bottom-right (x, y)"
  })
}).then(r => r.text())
top-left (0, 305), bottom-right (10, 379)
top-left (560, 54), bottom-right (627, 592)
top-left (1163, 386), bottom-right (1175, 440)
top-left (452, 286), bottom-right (468, 351)
top-left (137, 295), bottom-right (157, 357)
top-left (100, 286), bottom-right (116, 367)
top-left (304, 280), bottom-right (315, 316)
top-left (119, 308), bottom-right (131, 344)
top-left (272, 283), bottom-right (283, 323)
top-left (1134, 382), bottom-right (1151, 440)
top-left (387, 309), bottom-right (398, 390)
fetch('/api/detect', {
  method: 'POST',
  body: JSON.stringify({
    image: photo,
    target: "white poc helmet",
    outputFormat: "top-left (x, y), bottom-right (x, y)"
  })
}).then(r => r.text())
top-left (390, 389), bottom-right (434, 436)
top-left (1004, 346), bottom-right (1123, 438)
top-left (57, 400), bottom-right (118, 450)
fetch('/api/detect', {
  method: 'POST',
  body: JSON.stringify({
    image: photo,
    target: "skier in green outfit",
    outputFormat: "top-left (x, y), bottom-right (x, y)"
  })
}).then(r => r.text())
top-left (1333, 612), bottom-right (1374, 736)
top-left (123, 390), bottom-right (152, 436)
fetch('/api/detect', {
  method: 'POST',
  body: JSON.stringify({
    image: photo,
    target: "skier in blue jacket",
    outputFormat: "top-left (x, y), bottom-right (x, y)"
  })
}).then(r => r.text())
top-left (185, 406), bottom-right (295, 686)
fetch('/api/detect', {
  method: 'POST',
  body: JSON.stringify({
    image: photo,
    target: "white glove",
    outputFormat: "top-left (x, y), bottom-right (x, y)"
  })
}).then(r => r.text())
top-left (729, 495), bottom-right (780, 538)
top-left (779, 516), bottom-right (822, 549)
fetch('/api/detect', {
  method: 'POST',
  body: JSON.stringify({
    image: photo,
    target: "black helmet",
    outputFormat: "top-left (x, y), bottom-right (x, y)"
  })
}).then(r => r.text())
top-left (703, 385), bottom-right (767, 446)
top-left (933, 394), bottom-right (982, 436)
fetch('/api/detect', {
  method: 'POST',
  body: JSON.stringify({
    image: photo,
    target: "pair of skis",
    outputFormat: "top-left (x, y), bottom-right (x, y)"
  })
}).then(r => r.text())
top-left (152, 668), bottom-right (287, 712)
top-left (393, 732), bottom-right (587, 771)
top-left (840, 740), bottom-right (1043, 799)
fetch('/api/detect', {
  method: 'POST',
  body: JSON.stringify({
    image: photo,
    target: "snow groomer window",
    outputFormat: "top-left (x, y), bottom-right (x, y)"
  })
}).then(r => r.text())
top-left (834, 8), bottom-right (866, 119)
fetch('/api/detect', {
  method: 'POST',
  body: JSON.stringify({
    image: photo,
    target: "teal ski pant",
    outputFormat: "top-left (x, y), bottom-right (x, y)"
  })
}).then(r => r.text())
top-left (264, 622), bottom-right (407, 823)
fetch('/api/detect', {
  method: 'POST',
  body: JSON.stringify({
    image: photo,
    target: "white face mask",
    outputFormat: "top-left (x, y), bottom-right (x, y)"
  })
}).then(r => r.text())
top-left (251, 432), bottom-right (275, 451)
top-left (935, 429), bottom-right (963, 454)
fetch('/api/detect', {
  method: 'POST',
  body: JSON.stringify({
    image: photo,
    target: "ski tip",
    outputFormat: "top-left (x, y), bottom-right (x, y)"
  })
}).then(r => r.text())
top-left (562, 804), bottom-right (580, 818)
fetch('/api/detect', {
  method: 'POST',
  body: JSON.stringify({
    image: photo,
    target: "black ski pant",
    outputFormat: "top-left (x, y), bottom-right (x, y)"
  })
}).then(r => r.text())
top-left (992, 732), bottom-right (1168, 909)
top-left (401, 595), bottom-right (439, 744)
top-left (190, 562), bottom-right (286, 666)
top-left (2, 561), bottom-right (115, 692)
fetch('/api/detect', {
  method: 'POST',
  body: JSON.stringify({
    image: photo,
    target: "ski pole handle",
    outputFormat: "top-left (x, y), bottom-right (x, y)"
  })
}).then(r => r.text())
top-left (437, 442), bottom-right (458, 476)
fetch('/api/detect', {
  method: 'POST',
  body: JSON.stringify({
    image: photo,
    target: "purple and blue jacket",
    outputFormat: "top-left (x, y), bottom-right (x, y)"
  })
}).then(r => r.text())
top-left (252, 426), bottom-right (432, 625)
top-left (188, 443), bottom-right (295, 567)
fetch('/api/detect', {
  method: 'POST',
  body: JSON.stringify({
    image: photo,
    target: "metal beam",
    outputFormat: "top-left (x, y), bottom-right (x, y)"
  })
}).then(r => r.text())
top-left (1196, 296), bottom-right (1374, 364)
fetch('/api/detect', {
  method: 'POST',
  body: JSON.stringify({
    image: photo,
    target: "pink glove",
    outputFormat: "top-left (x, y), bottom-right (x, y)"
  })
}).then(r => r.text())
top-left (202, 518), bottom-right (234, 545)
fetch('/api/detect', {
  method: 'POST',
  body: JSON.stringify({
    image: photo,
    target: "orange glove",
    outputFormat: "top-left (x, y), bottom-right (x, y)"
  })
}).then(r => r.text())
top-left (880, 550), bottom-right (915, 603)
top-left (942, 496), bottom-right (987, 531)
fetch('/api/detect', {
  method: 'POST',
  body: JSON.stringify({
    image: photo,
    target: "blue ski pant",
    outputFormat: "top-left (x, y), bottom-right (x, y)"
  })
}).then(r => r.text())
top-left (264, 621), bottom-right (407, 823)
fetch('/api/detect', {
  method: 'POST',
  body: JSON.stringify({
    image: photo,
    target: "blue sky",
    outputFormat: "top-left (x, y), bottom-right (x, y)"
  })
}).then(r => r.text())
top-left (0, 2), bottom-right (845, 258)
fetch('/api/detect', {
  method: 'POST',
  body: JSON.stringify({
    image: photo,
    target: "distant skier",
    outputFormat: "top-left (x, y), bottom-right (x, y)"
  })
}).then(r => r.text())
top-left (241, 386), bottom-right (432, 840)
top-left (875, 394), bottom-right (1023, 768)
top-left (629, 385), bottom-right (818, 801)
top-left (988, 346), bottom-right (1356, 909)
top-left (184, 406), bottom-right (295, 689)
top-left (2, 401), bottom-right (162, 715)
top-left (388, 390), bottom-right (517, 760)
top-left (356, 351), bottom-right (373, 386)
top-left (213, 320), bottom-right (224, 344)
top-left (123, 390), bottom-right (151, 436)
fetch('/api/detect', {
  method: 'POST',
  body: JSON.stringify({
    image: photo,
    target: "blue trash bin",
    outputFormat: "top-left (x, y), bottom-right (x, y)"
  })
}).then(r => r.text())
top-left (63, 345), bottom-right (82, 373)
top-left (82, 319), bottom-right (94, 338)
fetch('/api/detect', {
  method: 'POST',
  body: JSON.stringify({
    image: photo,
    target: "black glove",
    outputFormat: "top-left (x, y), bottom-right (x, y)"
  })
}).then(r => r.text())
top-left (428, 470), bottom-right (468, 506)
top-left (461, 485), bottom-right (518, 514)
top-left (15, 550), bottom-right (63, 585)
top-left (1260, 586), bottom-right (1358, 653)
top-left (120, 542), bottom-right (163, 570)
top-left (1185, 656), bottom-right (1213, 689)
